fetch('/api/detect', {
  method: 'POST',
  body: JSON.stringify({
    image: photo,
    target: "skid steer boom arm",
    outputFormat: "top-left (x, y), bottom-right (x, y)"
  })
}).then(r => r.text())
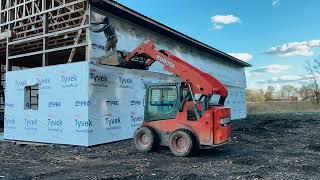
top-left (124, 39), bottom-right (228, 104)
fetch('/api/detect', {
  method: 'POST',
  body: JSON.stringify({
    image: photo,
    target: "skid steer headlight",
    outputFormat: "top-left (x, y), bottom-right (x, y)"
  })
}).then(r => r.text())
top-left (220, 117), bottom-right (231, 126)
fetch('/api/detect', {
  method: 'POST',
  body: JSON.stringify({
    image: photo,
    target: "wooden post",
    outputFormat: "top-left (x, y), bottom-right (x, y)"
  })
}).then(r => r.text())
top-left (42, 13), bottom-right (48, 66)
top-left (67, 14), bottom-right (87, 63)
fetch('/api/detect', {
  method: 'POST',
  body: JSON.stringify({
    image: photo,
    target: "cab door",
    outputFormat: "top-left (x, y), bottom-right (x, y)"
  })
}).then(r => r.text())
top-left (144, 85), bottom-right (179, 131)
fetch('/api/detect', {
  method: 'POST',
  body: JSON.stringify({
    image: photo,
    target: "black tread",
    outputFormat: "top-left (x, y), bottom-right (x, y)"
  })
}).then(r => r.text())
top-left (133, 126), bottom-right (158, 152)
top-left (169, 129), bottom-right (198, 157)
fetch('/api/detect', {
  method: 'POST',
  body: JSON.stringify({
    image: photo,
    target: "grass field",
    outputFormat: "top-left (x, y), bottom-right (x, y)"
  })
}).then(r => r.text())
top-left (247, 101), bottom-right (320, 114)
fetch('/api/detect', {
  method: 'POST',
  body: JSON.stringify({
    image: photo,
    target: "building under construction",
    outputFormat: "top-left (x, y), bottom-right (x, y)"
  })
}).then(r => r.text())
top-left (1, 0), bottom-right (88, 119)
top-left (0, 0), bottom-right (250, 146)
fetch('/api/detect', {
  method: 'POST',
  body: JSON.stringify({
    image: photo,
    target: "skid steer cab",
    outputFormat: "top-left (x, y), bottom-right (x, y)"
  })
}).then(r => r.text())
top-left (134, 82), bottom-right (231, 157)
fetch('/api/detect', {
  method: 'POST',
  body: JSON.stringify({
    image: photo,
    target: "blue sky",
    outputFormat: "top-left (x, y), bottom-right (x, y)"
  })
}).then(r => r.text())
top-left (117, 0), bottom-right (320, 90)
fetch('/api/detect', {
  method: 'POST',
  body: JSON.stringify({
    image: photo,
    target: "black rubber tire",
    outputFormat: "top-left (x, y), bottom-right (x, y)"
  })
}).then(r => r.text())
top-left (134, 127), bottom-right (157, 152)
top-left (169, 130), bottom-right (196, 157)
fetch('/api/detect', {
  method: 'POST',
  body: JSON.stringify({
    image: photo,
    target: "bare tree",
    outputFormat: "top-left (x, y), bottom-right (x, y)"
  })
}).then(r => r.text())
top-left (279, 85), bottom-right (298, 100)
top-left (305, 59), bottom-right (320, 104)
top-left (246, 89), bottom-right (265, 102)
top-left (265, 86), bottom-right (275, 101)
top-left (299, 84), bottom-right (314, 101)
top-left (267, 86), bottom-right (275, 94)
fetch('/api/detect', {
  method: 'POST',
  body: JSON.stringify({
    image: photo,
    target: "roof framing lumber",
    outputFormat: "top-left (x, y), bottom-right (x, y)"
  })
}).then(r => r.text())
top-left (0, 0), bottom-right (89, 71)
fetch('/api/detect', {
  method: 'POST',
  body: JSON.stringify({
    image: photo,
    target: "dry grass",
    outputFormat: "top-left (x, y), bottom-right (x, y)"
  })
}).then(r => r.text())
top-left (247, 101), bottom-right (320, 114)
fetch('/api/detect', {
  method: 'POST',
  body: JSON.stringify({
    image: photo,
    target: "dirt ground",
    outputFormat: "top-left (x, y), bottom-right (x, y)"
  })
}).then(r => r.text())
top-left (1, 113), bottom-right (320, 179)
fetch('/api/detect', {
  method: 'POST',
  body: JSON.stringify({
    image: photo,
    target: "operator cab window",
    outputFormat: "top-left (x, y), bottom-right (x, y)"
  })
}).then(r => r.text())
top-left (181, 87), bottom-right (199, 120)
top-left (146, 85), bottom-right (178, 121)
top-left (210, 94), bottom-right (222, 105)
top-left (187, 94), bottom-right (209, 121)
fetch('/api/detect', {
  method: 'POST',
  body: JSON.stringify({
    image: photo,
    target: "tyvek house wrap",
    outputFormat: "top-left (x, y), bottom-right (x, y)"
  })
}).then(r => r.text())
top-left (5, 62), bottom-right (90, 145)
top-left (4, 62), bottom-right (180, 146)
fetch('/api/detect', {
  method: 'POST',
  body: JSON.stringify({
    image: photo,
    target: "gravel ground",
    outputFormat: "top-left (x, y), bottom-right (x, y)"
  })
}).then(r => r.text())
top-left (0, 113), bottom-right (320, 179)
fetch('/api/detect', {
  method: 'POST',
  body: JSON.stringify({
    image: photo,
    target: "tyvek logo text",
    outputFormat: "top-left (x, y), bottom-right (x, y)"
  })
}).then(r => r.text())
top-left (15, 80), bottom-right (27, 90)
top-left (119, 76), bottom-right (133, 88)
top-left (105, 117), bottom-right (121, 130)
top-left (24, 118), bottom-right (38, 131)
top-left (48, 118), bottom-right (63, 133)
top-left (130, 112), bottom-right (143, 127)
top-left (74, 115), bottom-right (93, 133)
top-left (4, 117), bottom-right (16, 129)
top-left (37, 77), bottom-right (51, 89)
top-left (61, 74), bottom-right (79, 88)
top-left (90, 72), bottom-right (109, 88)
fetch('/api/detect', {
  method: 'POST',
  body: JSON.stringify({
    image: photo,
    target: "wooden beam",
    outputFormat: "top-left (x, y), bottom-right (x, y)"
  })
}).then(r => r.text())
top-left (8, 25), bottom-right (88, 45)
top-left (42, 11), bottom-right (47, 67)
top-left (0, 0), bottom-right (86, 27)
top-left (68, 13), bottom-right (86, 63)
top-left (2, 0), bottom-right (89, 69)
top-left (8, 43), bottom-right (87, 59)
top-left (6, 38), bottom-right (9, 71)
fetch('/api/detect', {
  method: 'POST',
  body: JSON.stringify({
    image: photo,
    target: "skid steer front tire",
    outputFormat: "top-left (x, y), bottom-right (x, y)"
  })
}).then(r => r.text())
top-left (134, 127), bottom-right (157, 152)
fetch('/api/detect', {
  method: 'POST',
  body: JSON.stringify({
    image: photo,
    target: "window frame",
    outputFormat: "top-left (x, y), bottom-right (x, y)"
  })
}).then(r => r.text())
top-left (24, 84), bottom-right (39, 110)
top-left (145, 84), bottom-right (179, 121)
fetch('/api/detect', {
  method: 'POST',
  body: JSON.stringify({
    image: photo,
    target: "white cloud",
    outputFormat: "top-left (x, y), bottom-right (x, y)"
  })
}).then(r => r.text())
top-left (257, 75), bottom-right (313, 84)
top-left (211, 15), bottom-right (240, 30)
top-left (211, 15), bottom-right (240, 25)
top-left (228, 53), bottom-right (252, 62)
top-left (308, 40), bottom-right (320, 47)
top-left (272, 0), bottom-right (280, 7)
top-left (264, 40), bottom-right (320, 57)
top-left (213, 24), bottom-right (223, 30)
top-left (252, 64), bottom-right (291, 74)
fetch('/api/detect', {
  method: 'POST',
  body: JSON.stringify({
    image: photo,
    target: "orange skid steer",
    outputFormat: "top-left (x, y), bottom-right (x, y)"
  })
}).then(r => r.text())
top-left (120, 39), bottom-right (231, 156)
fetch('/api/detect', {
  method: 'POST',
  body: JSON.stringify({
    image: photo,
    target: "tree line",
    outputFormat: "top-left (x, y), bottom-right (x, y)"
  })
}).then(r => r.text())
top-left (247, 58), bottom-right (320, 104)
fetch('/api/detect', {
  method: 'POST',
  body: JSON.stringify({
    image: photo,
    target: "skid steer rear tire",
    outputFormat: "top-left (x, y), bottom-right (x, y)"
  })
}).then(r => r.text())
top-left (169, 130), bottom-right (196, 157)
top-left (134, 127), bottom-right (157, 152)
